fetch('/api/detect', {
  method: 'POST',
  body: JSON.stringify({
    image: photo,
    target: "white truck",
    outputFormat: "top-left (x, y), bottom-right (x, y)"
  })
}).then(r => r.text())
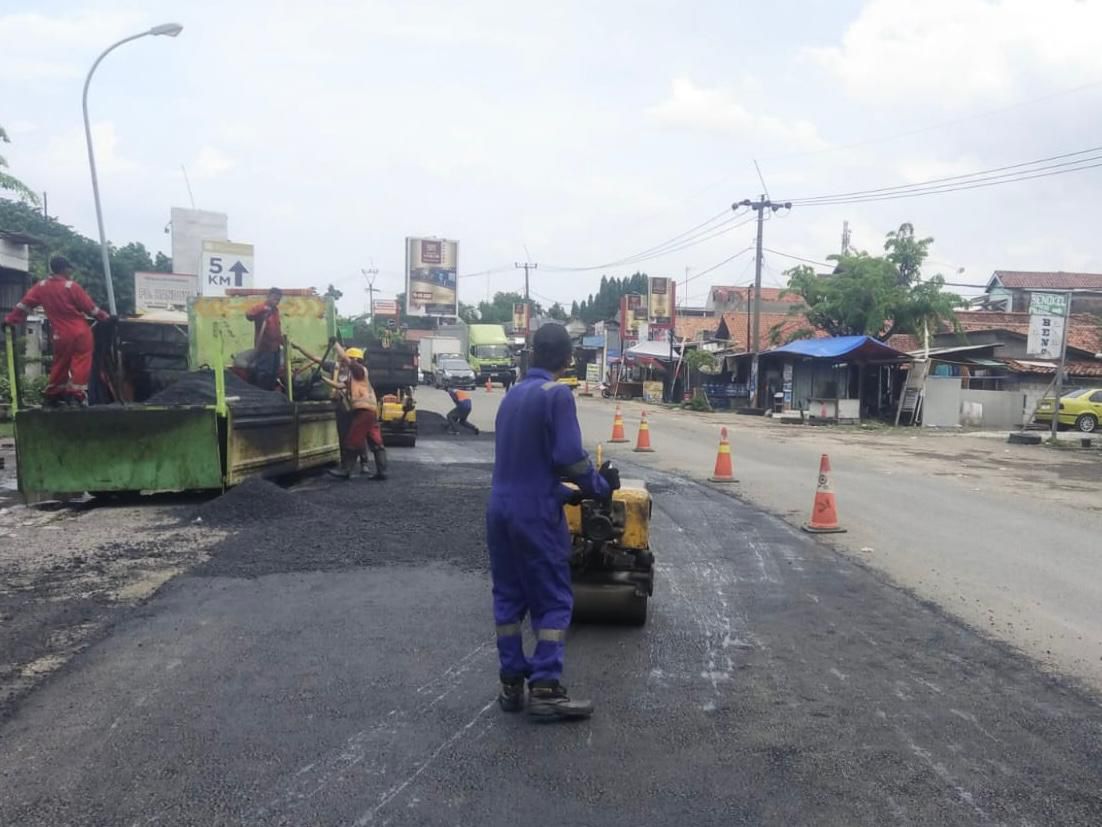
top-left (417, 335), bottom-right (464, 384)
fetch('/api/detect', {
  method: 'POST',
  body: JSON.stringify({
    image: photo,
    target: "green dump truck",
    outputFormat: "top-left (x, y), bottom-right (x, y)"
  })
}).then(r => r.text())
top-left (467, 323), bottom-right (514, 385)
top-left (7, 293), bottom-right (342, 502)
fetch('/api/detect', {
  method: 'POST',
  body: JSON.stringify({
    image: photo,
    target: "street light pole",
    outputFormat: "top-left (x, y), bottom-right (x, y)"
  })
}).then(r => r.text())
top-left (82, 23), bottom-right (183, 315)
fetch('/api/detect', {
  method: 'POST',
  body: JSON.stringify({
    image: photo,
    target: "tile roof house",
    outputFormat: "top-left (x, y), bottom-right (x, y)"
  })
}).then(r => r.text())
top-left (706, 285), bottom-right (803, 314)
top-left (982, 271), bottom-right (1102, 313)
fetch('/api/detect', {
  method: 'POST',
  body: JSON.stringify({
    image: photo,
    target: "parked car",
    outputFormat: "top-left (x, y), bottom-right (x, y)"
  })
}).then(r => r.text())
top-left (433, 358), bottom-right (477, 390)
top-left (1034, 387), bottom-right (1102, 432)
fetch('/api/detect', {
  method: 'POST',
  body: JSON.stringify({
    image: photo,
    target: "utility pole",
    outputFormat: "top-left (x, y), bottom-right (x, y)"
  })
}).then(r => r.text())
top-left (1050, 291), bottom-right (1072, 441)
top-left (841, 220), bottom-right (851, 256)
top-left (734, 196), bottom-right (791, 408)
top-left (362, 265), bottom-right (378, 321)
top-left (514, 260), bottom-right (538, 377)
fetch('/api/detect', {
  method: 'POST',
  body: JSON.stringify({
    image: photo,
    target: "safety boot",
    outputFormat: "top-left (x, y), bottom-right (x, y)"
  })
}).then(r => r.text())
top-left (498, 677), bottom-right (526, 713)
top-left (527, 682), bottom-right (593, 722)
top-left (370, 447), bottom-right (388, 480)
top-left (327, 450), bottom-right (355, 480)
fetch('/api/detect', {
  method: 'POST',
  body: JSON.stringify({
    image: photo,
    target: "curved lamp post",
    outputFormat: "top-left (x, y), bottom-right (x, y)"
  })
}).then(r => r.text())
top-left (82, 23), bottom-right (183, 314)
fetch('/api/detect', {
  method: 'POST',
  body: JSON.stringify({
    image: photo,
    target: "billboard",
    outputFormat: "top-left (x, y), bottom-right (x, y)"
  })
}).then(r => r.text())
top-left (170, 207), bottom-right (228, 277)
top-left (134, 271), bottom-right (199, 313)
top-left (405, 237), bottom-right (458, 317)
top-left (512, 302), bottom-right (530, 334)
top-left (648, 276), bottom-right (674, 326)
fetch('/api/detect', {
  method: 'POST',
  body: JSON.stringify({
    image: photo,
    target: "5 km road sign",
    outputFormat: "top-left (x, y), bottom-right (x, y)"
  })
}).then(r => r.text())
top-left (200, 240), bottom-right (254, 296)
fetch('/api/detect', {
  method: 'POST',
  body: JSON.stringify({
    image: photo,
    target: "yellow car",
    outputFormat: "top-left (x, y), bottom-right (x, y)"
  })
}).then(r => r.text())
top-left (1034, 387), bottom-right (1102, 433)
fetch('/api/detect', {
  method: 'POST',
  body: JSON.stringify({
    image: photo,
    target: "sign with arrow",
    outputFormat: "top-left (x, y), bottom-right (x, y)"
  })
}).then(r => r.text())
top-left (199, 240), bottom-right (255, 296)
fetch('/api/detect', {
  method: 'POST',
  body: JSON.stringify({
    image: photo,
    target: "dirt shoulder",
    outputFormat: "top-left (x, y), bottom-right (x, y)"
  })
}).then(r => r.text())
top-left (0, 499), bottom-right (226, 722)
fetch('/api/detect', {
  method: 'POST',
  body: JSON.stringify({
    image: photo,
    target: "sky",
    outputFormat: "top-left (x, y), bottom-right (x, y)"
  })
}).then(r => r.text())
top-left (4, 0), bottom-right (1102, 317)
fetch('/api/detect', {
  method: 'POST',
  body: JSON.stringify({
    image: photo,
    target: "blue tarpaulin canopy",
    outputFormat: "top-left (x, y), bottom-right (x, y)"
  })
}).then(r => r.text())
top-left (766, 335), bottom-right (910, 362)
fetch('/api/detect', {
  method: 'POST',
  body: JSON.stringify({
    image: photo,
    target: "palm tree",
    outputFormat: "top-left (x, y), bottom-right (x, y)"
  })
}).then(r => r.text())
top-left (0, 124), bottom-right (38, 204)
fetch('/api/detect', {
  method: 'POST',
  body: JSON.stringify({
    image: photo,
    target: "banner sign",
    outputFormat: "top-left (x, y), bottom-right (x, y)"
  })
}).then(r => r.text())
top-left (648, 277), bottom-right (672, 325)
top-left (134, 271), bottom-right (198, 312)
top-left (405, 237), bottom-right (458, 317)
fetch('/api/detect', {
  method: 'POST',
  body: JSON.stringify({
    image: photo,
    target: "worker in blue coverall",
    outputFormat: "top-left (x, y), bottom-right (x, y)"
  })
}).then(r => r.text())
top-left (487, 323), bottom-right (620, 721)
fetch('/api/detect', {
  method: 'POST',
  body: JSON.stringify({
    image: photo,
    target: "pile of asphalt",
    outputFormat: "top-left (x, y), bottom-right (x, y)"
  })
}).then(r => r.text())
top-left (145, 369), bottom-right (291, 414)
top-left (191, 461), bottom-right (491, 578)
top-left (416, 409), bottom-right (495, 442)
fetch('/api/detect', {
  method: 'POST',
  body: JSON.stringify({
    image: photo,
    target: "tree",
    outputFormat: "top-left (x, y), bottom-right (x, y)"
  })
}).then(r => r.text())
top-left (324, 283), bottom-right (343, 302)
top-left (458, 302), bottom-right (480, 323)
top-left (0, 125), bottom-right (37, 204)
top-left (573, 271), bottom-right (649, 323)
top-left (784, 222), bottom-right (962, 340)
top-left (547, 302), bottom-right (568, 321)
top-left (883, 222), bottom-right (933, 286)
top-left (475, 291), bottom-right (544, 324)
top-left (0, 198), bottom-right (176, 314)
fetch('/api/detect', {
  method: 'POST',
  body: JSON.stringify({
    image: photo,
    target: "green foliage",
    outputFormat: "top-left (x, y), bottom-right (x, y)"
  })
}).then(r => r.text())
top-left (683, 348), bottom-right (718, 374)
top-left (682, 388), bottom-right (713, 412)
top-left (472, 292), bottom-right (544, 325)
top-left (547, 302), bottom-right (568, 322)
top-left (0, 373), bottom-right (49, 408)
top-left (0, 198), bottom-right (172, 314)
top-left (573, 272), bottom-right (648, 324)
top-left (783, 222), bottom-right (962, 340)
top-left (324, 284), bottom-right (344, 302)
top-left (0, 125), bottom-right (38, 204)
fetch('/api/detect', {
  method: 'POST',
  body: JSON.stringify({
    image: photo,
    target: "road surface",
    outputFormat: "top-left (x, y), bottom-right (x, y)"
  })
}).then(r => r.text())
top-left (452, 386), bottom-right (1102, 690)
top-left (0, 388), bottom-right (1100, 825)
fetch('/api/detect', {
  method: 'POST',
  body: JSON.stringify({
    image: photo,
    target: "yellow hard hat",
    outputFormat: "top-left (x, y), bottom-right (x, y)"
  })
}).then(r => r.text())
top-left (345, 347), bottom-right (365, 360)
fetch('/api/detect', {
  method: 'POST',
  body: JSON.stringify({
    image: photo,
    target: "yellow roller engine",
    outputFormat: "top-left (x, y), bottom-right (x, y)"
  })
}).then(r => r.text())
top-left (564, 479), bottom-right (654, 626)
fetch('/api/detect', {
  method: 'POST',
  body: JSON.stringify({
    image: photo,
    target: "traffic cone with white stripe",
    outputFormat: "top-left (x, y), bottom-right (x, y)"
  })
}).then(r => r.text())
top-left (633, 410), bottom-right (655, 453)
top-left (609, 404), bottom-right (629, 443)
top-left (709, 427), bottom-right (736, 483)
top-left (802, 454), bottom-right (846, 534)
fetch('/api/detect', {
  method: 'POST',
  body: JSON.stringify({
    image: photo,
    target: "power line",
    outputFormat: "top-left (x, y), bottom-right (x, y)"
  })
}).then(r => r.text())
top-left (782, 146), bottom-right (1102, 206)
top-left (543, 207), bottom-right (752, 272)
top-left (763, 248), bottom-right (833, 268)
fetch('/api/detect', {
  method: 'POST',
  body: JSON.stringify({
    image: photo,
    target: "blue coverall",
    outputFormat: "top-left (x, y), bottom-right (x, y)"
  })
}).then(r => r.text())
top-left (487, 368), bottom-right (610, 684)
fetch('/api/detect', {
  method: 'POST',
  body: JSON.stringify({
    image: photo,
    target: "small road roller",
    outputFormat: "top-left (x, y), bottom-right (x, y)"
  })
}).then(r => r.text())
top-left (565, 478), bottom-right (654, 626)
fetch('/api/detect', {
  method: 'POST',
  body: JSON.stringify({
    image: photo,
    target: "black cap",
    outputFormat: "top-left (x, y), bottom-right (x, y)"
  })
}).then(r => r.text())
top-left (49, 255), bottom-right (73, 275)
top-left (532, 322), bottom-right (573, 371)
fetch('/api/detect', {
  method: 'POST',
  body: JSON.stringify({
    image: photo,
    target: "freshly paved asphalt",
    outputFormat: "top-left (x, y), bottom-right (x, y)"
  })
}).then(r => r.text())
top-left (0, 416), bottom-right (1100, 825)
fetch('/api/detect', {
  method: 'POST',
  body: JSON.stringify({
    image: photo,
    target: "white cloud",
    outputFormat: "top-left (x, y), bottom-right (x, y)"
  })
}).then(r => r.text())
top-left (192, 146), bottom-right (235, 179)
top-left (647, 77), bottom-right (826, 151)
top-left (898, 157), bottom-right (979, 184)
top-left (44, 121), bottom-right (139, 177)
top-left (811, 0), bottom-right (1102, 109)
top-left (0, 9), bottom-right (146, 81)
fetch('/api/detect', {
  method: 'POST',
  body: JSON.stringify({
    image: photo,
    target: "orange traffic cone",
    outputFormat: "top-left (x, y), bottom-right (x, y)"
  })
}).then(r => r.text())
top-left (485, 377), bottom-right (493, 393)
top-left (580, 380), bottom-right (593, 397)
top-left (633, 410), bottom-right (655, 453)
top-left (609, 404), bottom-right (629, 443)
top-left (709, 427), bottom-right (736, 483)
top-left (802, 454), bottom-right (846, 534)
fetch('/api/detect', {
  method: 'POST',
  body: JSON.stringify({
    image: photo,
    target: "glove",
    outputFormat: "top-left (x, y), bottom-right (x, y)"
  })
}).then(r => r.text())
top-left (599, 461), bottom-right (621, 492)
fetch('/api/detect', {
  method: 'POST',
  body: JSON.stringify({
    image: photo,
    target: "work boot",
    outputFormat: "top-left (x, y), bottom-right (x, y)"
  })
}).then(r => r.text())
top-left (327, 450), bottom-right (354, 480)
top-left (498, 677), bottom-right (526, 713)
top-left (370, 448), bottom-right (388, 480)
top-left (527, 682), bottom-right (593, 722)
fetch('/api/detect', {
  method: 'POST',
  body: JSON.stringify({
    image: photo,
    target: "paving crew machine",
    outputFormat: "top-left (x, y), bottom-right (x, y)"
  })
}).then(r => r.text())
top-left (564, 476), bottom-right (654, 626)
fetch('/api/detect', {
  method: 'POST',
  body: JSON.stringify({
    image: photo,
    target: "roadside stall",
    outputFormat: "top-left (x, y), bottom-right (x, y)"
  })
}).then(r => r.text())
top-left (761, 336), bottom-right (911, 422)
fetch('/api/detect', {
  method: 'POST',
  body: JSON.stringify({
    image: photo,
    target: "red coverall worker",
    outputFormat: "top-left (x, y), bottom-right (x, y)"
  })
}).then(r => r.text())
top-left (5, 270), bottom-right (110, 403)
top-left (245, 290), bottom-right (283, 390)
